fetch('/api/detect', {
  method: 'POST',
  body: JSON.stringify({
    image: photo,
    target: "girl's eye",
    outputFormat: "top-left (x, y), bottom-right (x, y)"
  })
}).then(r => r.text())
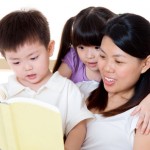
top-left (95, 46), bottom-right (100, 50)
top-left (78, 46), bottom-right (84, 49)
top-left (31, 56), bottom-right (38, 60)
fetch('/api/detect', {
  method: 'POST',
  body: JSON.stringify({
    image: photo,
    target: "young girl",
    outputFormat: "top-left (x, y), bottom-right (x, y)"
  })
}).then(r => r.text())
top-left (53, 6), bottom-right (116, 83)
top-left (81, 13), bottom-right (150, 150)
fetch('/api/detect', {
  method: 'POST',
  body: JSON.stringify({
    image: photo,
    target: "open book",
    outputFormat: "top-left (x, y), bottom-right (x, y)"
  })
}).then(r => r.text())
top-left (0, 97), bottom-right (64, 150)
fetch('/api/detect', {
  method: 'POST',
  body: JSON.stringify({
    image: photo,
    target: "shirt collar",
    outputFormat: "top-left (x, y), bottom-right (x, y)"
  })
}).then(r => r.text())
top-left (44, 71), bottom-right (67, 91)
top-left (7, 71), bottom-right (67, 97)
top-left (7, 75), bottom-right (26, 97)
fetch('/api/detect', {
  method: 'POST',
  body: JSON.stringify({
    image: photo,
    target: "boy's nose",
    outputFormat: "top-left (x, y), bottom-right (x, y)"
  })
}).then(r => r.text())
top-left (24, 63), bottom-right (33, 71)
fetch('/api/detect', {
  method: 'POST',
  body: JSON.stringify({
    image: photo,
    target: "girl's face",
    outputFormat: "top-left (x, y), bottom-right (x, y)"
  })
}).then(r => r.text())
top-left (76, 45), bottom-right (100, 72)
top-left (98, 36), bottom-right (146, 97)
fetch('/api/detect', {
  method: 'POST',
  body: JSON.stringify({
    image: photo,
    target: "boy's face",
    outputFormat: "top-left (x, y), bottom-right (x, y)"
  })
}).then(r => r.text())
top-left (5, 41), bottom-right (54, 89)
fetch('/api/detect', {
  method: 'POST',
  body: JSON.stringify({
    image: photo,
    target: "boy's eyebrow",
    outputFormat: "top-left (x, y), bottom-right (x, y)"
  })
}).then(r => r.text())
top-left (9, 57), bottom-right (20, 60)
top-left (9, 51), bottom-right (39, 60)
top-left (27, 51), bottom-right (38, 57)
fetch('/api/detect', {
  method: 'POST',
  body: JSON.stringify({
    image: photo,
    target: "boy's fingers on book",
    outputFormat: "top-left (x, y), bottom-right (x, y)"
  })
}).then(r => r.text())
top-left (0, 88), bottom-right (7, 100)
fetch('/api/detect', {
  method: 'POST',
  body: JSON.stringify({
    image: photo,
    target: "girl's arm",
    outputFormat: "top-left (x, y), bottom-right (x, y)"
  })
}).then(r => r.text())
top-left (65, 120), bottom-right (86, 150)
top-left (58, 62), bottom-right (72, 79)
top-left (131, 94), bottom-right (150, 134)
top-left (133, 127), bottom-right (150, 150)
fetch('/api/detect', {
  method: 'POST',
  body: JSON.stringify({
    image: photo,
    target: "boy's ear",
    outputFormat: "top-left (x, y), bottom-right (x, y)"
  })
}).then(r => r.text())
top-left (48, 40), bottom-right (55, 57)
top-left (141, 55), bottom-right (150, 73)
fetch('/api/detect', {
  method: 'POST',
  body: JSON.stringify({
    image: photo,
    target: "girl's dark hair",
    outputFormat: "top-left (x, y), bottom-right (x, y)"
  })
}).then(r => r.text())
top-left (72, 6), bottom-right (116, 48)
top-left (53, 16), bottom-right (75, 72)
top-left (87, 13), bottom-right (150, 116)
top-left (53, 6), bottom-right (116, 72)
top-left (0, 9), bottom-right (50, 57)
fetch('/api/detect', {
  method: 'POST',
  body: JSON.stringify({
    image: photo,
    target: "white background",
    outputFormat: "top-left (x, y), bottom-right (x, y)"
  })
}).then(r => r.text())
top-left (0, 0), bottom-right (149, 59)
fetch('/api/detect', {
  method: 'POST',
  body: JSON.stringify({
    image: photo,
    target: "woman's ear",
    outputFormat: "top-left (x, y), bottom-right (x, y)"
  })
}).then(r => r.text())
top-left (141, 55), bottom-right (150, 73)
top-left (48, 40), bottom-right (55, 57)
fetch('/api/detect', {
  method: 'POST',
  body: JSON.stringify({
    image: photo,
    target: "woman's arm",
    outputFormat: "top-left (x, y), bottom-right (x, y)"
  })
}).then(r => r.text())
top-left (133, 127), bottom-right (150, 150)
top-left (65, 120), bottom-right (87, 150)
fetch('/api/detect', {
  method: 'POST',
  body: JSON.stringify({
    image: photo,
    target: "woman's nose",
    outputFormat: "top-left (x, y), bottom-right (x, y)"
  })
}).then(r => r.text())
top-left (104, 61), bottom-right (115, 73)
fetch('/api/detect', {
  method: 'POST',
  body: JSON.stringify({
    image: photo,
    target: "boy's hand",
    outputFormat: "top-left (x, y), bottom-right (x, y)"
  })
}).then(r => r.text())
top-left (0, 87), bottom-right (8, 100)
top-left (131, 94), bottom-right (150, 135)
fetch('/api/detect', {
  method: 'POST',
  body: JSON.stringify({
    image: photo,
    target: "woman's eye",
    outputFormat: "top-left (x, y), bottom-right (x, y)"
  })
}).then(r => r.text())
top-left (115, 60), bottom-right (123, 64)
top-left (99, 54), bottom-right (105, 58)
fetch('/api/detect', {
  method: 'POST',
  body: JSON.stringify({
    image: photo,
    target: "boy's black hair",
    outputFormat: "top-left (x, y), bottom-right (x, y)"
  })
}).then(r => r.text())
top-left (0, 9), bottom-right (50, 57)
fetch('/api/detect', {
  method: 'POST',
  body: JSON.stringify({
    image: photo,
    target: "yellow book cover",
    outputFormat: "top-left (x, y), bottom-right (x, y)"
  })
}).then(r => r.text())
top-left (0, 97), bottom-right (64, 150)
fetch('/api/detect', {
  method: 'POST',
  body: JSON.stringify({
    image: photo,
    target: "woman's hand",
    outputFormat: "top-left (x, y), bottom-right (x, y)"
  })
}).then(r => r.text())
top-left (131, 94), bottom-right (150, 134)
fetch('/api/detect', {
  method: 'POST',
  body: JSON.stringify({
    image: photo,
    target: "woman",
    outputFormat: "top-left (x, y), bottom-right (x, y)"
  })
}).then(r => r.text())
top-left (82, 13), bottom-right (150, 150)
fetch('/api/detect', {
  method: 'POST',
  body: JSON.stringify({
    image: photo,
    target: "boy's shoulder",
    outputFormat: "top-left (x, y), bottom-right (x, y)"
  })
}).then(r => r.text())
top-left (0, 74), bottom-right (16, 89)
top-left (0, 75), bottom-right (23, 100)
top-left (47, 71), bottom-right (80, 92)
top-left (51, 71), bottom-right (76, 85)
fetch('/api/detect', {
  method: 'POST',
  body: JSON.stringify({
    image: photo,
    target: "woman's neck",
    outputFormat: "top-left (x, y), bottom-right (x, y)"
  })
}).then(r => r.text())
top-left (105, 89), bottom-right (135, 112)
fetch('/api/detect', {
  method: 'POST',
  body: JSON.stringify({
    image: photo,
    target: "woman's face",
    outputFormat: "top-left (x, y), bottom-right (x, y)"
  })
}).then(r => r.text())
top-left (98, 36), bottom-right (146, 97)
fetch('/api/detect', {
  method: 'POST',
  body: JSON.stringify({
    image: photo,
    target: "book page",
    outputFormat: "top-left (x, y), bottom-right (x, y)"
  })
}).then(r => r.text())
top-left (0, 97), bottom-right (64, 150)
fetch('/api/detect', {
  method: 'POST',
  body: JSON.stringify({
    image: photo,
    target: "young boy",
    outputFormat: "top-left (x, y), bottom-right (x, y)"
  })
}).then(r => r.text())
top-left (0, 9), bottom-right (93, 149)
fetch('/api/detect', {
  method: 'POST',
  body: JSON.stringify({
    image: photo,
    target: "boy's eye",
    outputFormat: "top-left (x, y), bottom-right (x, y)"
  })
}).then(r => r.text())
top-left (13, 62), bottom-right (20, 65)
top-left (31, 56), bottom-right (38, 60)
